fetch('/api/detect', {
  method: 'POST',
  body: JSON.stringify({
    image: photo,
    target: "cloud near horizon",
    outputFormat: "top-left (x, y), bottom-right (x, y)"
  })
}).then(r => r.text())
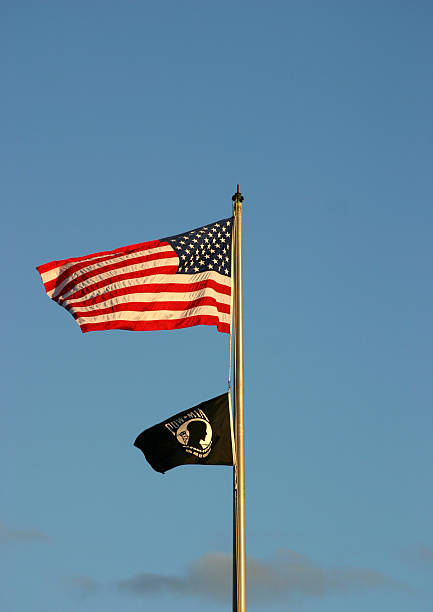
top-left (403, 545), bottom-right (433, 566)
top-left (65, 575), bottom-right (99, 599)
top-left (0, 522), bottom-right (49, 543)
top-left (114, 549), bottom-right (403, 604)
top-left (416, 546), bottom-right (433, 564)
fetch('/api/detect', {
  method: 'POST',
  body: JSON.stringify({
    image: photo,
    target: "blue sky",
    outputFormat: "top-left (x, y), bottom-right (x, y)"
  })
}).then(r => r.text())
top-left (2, 1), bottom-right (432, 611)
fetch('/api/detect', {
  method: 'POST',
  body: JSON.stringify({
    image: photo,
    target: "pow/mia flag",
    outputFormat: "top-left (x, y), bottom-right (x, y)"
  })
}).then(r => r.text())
top-left (134, 393), bottom-right (233, 473)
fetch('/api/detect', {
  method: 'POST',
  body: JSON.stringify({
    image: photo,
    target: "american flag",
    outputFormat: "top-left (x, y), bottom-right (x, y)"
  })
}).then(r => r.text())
top-left (37, 218), bottom-right (233, 334)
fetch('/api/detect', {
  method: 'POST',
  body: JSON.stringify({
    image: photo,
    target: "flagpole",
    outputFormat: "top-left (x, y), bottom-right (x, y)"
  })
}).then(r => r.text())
top-left (233, 445), bottom-right (238, 612)
top-left (232, 185), bottom-right (246, 611)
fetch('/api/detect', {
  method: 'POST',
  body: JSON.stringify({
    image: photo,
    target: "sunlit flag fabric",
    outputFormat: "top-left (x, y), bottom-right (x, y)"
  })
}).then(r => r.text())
top-left (36, 218), bottom-right (233, 334)
top-left (134, 394), bottom-right (233, 474)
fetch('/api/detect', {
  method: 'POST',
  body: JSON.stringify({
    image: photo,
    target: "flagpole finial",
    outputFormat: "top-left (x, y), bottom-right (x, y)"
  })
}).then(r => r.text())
top-left (232, 185), bottom-right (244, 203)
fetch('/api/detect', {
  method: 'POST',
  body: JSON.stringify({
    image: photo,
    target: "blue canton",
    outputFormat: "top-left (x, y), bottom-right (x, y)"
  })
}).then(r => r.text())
top-left (163, 218), bottom-right (233, 276)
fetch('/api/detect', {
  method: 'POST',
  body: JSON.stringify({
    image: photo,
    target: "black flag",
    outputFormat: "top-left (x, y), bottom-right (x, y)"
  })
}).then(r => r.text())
top-left (134, 393), bottom-right (233, 473)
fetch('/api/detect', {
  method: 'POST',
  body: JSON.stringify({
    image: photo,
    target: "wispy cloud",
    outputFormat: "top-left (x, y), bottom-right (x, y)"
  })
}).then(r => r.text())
top-left (403, 545), bottom-right (433, 566)
top-left (0, 522), bottom-right (49, 543)
top-left (115, 549), bottom-right (403, 604)
top-left (65, 575), bottom-right (99, 599)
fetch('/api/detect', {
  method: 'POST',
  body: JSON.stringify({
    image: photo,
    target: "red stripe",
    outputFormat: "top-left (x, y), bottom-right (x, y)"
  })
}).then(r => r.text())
top-left (70, 296), bottom-right (230, 319)
top-left (55, 265), bottom-right (179, 304)
top-left (62, 278), bottom-right (231, 309)
top-left (36, 239), bottom-right (165, 275)
top-left (48, 248), bottom-right (177, 298)
top-left (79, 315), bottom-right (230, 334)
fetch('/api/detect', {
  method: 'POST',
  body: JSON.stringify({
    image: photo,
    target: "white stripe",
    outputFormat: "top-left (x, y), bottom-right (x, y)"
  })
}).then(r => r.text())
top-left (50, 253), bottom-right (179, 300)
top-left (75, 305), bottom-right (231, 326)
top-left (41, 244), bottom-right (172, 285)
top-left (68, 287), bottom-right (231, 313)
top-left (60, 270), bottom-right (232, 306)
top-left (41, 252), bottom-right (121, 284)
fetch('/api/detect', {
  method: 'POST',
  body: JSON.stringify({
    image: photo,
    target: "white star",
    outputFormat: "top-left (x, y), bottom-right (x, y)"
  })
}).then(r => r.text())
top-left (208, 264), bottom-right (213, 269)
top-left (224, 269), bottom-right (229, 275)
top-left (194, 266), bottom-right (199, 272)
top-left (199, 260), bottom-right (204, 265)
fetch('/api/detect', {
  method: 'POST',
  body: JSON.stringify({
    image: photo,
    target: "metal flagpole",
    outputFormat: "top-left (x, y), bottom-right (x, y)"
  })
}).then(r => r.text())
top-left (232, 184), bottom-right (246, 611)
top-left (231, 399), bottom-right (238, 612)
top-left (229, 215), bottom-right (238, 612)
